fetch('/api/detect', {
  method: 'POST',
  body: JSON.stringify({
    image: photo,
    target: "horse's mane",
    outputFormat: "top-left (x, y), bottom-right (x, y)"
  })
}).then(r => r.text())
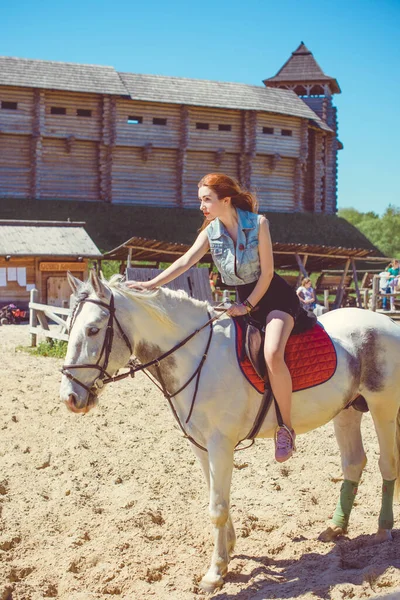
top-left (108, 274), bottom-right (211, 328)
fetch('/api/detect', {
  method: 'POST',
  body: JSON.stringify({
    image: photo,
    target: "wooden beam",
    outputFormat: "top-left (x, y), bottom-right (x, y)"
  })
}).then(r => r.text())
top-left (177, 105), bottom-right (189, 206)
top-left (30, 89), bottom-right (45, 200)
top-left (295, 253), bottom-right (308, 277)
top-left (333, 258), bottom-right (350, 309)
top-left (351, 258), bottom-right (363, 308)
top-left (295, 253), bottom-right (308, 286)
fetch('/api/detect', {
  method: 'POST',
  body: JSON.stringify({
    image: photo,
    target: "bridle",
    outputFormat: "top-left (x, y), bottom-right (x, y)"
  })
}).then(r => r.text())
top-left (61, 290), bottom-right (225, 450)
top-left (61, 294), bottom-right (133, 395)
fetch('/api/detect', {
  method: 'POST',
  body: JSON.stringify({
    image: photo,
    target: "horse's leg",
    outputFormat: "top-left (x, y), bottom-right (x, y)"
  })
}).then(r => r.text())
top-left (368, 402), bottom-right (399, 543)
top-left (191, 444), bottom-right (236, 556)
top-left (199, 436), bottom-right (235, 593)
top-left (320, 407), bottom-right (366, 542)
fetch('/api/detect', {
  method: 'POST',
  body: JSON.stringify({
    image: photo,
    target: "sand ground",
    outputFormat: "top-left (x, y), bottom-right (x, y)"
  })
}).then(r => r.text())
top-left (0, 324), bottom-right (399, 600)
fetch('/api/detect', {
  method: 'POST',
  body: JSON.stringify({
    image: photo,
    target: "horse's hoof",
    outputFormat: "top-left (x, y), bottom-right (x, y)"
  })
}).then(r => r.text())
top-left (375, 528), bottom-right (393, 543)
top-left (199, 574), bottom-right (224, 593)
top-left (318, 525), bottom-right (345, 542)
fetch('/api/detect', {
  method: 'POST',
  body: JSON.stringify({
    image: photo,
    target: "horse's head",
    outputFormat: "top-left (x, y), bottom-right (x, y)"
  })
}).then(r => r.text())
top-left (60, 269), bottom-right (133, 414)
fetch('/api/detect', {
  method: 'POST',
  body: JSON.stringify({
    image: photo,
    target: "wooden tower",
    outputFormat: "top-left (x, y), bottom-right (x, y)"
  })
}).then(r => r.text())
top-left (264, 42), bottom-right (342, 213)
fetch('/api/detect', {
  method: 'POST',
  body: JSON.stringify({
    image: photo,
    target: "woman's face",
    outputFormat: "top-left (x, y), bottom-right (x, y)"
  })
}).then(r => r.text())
top-left (198, 185), bottom-right (228, 220)
top-left (394, 261), bottom-right (399, 268)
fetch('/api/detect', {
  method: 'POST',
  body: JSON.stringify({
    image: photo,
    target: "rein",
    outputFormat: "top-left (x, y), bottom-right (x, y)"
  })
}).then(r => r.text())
top-left (61, 291), bottom-right (227, 451)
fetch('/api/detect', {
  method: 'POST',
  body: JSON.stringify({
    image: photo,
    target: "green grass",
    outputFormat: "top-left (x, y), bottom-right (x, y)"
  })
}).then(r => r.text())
top-left (17, 339), bottom-right (68, 358)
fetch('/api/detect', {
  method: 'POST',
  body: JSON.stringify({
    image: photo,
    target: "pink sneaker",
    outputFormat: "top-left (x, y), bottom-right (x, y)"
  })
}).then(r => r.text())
top-left (275, 425), bottom-right (296, 462)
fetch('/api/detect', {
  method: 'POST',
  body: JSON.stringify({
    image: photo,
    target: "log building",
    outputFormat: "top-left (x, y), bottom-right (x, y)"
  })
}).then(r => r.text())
top-left (0, 43), bottom-right (341, 213)
top-left (0, 220), bottom-right (101, 307)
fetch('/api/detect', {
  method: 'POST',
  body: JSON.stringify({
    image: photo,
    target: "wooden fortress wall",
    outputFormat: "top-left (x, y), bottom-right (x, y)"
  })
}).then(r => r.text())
top-left (0, 85), bottom-right (337, 213)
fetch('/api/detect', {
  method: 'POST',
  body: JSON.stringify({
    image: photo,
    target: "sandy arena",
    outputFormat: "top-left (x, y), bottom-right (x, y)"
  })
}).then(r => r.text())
top-left (0, 324), bottom-right (399, 599)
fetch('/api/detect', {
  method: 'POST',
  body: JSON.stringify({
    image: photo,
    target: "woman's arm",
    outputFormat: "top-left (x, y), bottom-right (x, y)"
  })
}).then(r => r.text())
top-left (245, 216), bottom-right (274, 307)
top-left (227, 216), bottom-right (273, 317)
top-left (126, 229), bottom-right (210, 289)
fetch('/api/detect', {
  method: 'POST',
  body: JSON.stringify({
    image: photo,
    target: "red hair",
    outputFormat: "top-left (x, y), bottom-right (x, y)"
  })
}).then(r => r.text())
top-left (198, 173), bottom-right (258, 230)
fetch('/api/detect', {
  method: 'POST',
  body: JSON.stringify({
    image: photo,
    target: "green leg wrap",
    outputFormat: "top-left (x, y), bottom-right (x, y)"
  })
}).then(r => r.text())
top-left (332, 479), bottom-right (358, 530)
top-left (379, 479), bottom-right (395, 530)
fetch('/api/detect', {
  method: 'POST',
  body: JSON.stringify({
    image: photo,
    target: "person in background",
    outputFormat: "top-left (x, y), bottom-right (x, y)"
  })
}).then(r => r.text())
top-left (386, 259), bottom-right (400, 311)
top-left (296, 277), bottom-right (316, 312)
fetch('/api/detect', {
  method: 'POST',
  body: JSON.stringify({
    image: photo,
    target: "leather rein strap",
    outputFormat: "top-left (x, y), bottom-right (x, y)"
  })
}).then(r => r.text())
top-left (61, 294), bottom-right (271, 453)
top-left (61, 293), bottom-right (224, 451)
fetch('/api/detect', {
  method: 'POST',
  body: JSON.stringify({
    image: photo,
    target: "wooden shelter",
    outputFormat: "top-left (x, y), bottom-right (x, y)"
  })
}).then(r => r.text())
top-left (0, 43), bottom-right (341, 213)
top-left (102, 236), bottom-right (382, 272)
top-left (0, 220), bottom-right (101, 308)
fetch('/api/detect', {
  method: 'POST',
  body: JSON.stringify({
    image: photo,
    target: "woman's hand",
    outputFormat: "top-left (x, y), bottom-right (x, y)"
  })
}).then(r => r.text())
top-left (227, 303), bottom-right (249, 317)
top-left (125, 280), bottom-right (156, 290)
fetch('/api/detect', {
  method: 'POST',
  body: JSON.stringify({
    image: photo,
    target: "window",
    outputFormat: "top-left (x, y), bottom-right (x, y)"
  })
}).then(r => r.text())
top-left (50, 106), bottom-right (66, 115)
top-left (1, 101), bottom-right (18, 110)
top-left (281, 129), bottom-right (292, 137)
top-left (77, 108), bottom-right (92, 117)
top-left (127, 116), bottom-right (143, 124)
top-left (218, 124), bottom-right (231, 131)
top-left (196, 122), bottom-right (209, 130)
top-left (262, 127), bottom-right (274, 134)
top-left (153, 117), bottom-right (167, 126)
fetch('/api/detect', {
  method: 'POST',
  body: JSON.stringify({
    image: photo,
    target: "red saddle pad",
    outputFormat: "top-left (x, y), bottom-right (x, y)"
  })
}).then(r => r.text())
top-left (234, 320), bottom-right (337, 394)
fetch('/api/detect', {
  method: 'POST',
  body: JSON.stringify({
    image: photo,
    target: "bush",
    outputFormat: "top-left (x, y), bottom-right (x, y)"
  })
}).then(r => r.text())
top-left (17, 339), bottom-right (68, 359)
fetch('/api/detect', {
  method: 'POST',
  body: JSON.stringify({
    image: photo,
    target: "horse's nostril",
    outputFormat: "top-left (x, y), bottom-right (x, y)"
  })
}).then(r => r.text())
top-left (66, 393), bottom-right (78, 409)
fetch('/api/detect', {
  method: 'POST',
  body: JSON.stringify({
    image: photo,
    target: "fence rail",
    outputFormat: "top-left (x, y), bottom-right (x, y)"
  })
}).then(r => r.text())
top-left (29, 289), bottom-right (71, 347)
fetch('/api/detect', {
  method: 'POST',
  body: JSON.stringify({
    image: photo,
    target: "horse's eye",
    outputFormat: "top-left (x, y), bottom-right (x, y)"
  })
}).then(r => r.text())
top-left (88, 327), bottom-right (99, 336)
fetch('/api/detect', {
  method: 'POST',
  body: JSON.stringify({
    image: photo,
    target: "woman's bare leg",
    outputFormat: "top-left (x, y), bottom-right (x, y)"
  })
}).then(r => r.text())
top-left (264, 310), bottom-right (294, 428)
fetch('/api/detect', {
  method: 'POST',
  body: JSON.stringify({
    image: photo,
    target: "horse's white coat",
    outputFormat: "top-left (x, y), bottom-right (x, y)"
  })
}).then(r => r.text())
top-left (60, 272), bottom-right (400, 592)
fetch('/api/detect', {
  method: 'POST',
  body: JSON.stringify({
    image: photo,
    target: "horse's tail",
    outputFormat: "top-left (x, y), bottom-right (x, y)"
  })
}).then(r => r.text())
top-left (396, 407), bottom-right (400, 500)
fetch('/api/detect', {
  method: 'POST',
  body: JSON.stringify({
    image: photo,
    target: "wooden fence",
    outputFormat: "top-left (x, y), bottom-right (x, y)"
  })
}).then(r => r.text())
top-left (29, 288), bottom-right (71, 347)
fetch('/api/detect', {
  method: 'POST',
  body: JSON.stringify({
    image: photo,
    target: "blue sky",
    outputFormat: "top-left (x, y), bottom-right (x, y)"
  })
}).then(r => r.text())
top-left (3, 0), bottom-right (399, 215)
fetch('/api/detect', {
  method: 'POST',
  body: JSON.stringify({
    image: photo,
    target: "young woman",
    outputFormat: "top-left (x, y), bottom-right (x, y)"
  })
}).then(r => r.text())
top-left (127, 173), bottom-right (311, 462)
top-left (296, 277), bottom-right (317, 312)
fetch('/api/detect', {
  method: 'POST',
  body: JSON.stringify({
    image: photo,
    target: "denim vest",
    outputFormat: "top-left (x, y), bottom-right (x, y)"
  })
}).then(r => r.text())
top-left (206, 208), bottom-right (261, 286)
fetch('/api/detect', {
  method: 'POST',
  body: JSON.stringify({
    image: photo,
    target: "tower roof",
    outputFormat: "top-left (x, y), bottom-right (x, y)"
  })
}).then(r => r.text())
top-left (264, 43), bottom-right (341, 94)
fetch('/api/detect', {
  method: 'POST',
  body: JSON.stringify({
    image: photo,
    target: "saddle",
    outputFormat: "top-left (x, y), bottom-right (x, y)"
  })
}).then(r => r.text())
top-left (234, 316), bottom-right (337, 394)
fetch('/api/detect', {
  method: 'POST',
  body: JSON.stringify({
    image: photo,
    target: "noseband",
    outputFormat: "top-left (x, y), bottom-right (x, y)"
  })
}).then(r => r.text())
top-left (61, 294), bottom-right (133, 395)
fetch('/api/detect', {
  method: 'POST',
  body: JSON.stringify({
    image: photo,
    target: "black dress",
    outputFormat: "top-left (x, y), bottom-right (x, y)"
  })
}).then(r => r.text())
top-left (236, 272), bottom-right (315, 333)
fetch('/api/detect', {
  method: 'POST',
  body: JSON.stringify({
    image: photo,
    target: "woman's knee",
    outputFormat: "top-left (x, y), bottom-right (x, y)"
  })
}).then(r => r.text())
top-left (264, 347), bottom-right (285, 372)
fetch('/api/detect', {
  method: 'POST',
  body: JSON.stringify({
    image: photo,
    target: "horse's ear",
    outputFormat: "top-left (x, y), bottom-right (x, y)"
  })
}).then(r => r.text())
top-left (89, 268), bottom-right (108, 298)
top-left (67, 271), bottom-right (82, 294)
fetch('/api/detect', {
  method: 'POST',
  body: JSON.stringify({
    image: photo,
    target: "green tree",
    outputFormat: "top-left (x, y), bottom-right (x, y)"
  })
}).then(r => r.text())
top-left (338, 205), bottom-right (400, 257)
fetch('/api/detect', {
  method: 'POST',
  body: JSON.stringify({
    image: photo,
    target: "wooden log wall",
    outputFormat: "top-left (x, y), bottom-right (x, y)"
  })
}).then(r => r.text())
top-left (0, 256), bottom-right (88, 307)
top-left (0, 257), bottom-right (35, 307)
top-left (0, 84), bottom-right (339, 214)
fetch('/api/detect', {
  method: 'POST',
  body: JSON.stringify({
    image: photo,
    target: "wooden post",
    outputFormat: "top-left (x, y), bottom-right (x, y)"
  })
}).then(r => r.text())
top-left (127, 248), bottom-right (132, 269)
top-left (324, 289), bottom-right (329, 311)
top-left (363, 289), bottom-right (369, 310)
top-left (29, 288), bottom-right (39, 347)
top-left (295, 253), bottom-right (308, 286)
top-left (351, 259), bottom-right (363, 308)
top-left (333, 259), bottom-right (350, 309)
top-left (371, 275), bottom-right (379, 312)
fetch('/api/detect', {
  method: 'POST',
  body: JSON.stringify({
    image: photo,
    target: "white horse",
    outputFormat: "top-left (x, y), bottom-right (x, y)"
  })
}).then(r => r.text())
top-left (60, 270), bottom-right (400, 593)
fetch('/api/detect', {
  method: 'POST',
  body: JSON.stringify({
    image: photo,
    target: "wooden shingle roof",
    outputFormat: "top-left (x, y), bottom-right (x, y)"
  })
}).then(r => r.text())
top-left (0, 220), bottom-right (102, 257)
top-left (264, 43), bottom-right (341, 94)
top-left (0, 56), bottom-right (128, 96)
top-left (119, 72), bottom-right (333, 132)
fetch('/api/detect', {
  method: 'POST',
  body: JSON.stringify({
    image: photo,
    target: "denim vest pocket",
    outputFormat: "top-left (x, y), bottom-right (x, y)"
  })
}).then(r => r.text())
top-left (209, 240), bottom-right (224, 256)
